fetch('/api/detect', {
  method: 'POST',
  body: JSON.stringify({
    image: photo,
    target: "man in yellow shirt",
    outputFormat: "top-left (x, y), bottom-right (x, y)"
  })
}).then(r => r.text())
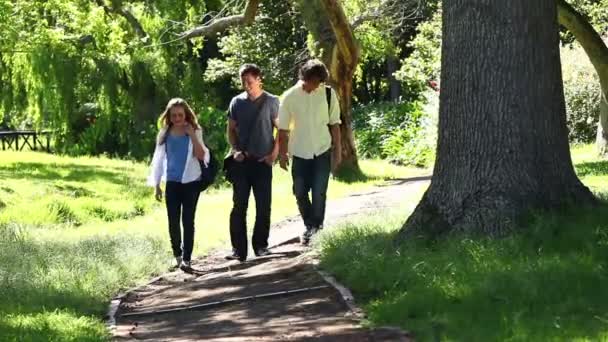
top-left (278, 59), bottom-right (342, 245)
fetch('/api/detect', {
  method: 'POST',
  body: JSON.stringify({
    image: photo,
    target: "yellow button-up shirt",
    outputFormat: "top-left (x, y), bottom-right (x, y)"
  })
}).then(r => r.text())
top-left (278, 81), bottom-right (341, 159)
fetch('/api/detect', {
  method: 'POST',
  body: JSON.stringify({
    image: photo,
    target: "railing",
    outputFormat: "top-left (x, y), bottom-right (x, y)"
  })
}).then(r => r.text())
top-left (0, 130), bottom-right (52, 152)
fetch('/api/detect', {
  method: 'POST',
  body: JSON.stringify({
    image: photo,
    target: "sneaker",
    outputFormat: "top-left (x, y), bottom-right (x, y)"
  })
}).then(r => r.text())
top-left (175, 256), bottom-right (182, 268)
top-left (180, 260), bottom-right (192, 269)
top-left (300, 227), bottom-right (315, 246)
top-left (255, 248), bottom-right (271, 257)
top-left (224, 250), bottom-right (241, 261)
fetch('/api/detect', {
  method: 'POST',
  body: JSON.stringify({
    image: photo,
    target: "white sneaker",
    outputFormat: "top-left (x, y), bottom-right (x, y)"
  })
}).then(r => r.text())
top-left (180, 260), bottom-right (192, 269)
top-left (175, 256), bottom-right (182, 268)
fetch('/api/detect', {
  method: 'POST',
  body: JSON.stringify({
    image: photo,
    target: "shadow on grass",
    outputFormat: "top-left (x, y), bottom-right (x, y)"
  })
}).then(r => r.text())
top-left (317, 203), bottom-right (608, 341)
top-left (332, 164), bottom-right (431, 184)
top-left (575, 160), bottom-right (608, 177)
top-left (0, 162), bottom-right (131, 184)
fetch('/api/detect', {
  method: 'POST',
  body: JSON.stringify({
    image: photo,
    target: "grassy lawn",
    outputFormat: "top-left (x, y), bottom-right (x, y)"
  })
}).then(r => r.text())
top-left (0, 150), bottom-right (426, 341)
top-left (317, 145), bottom-right (608, 341)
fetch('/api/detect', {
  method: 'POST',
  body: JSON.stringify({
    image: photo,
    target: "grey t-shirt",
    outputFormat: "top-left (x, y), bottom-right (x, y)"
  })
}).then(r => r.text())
top-left (228, 91), bottom-right (279, 158)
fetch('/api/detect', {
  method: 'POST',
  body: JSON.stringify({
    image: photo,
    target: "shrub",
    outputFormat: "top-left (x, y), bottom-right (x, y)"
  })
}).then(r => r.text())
top-left (353, 90), bottom-right (438, 167)
top-left (561, 43), bottom-right (601, 144)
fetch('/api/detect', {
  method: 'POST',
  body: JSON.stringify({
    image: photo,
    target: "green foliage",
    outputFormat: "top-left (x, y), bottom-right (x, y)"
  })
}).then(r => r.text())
top-left (0, 0), bottom-right (231, 159)
top-left (395, 7), bottom-right (442, 93)
top-left (561, 0), bottom-right (608, 43)
top-left (198, 106), bottom-right (229, 158)
top-left (205, 0), bottom-right (307, 95)
top-left (562, 43), bottom-right (601, 143)
top-left (397, 7), bottom-right (604, 145)
top-left (354, 90), bottom-right (438, 167)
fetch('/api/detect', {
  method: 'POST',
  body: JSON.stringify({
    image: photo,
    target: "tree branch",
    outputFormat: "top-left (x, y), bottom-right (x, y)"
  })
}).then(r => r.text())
top-left (177, 0), bottom-right (260, 40)
top-left (350, 10), bottom-right (383, 29)
top-left (350, 0), bottom-right (424, 30)
top-left (557, 0), bottom-right (608, 83)
top-left (94, 0), bottom-right (149, 40)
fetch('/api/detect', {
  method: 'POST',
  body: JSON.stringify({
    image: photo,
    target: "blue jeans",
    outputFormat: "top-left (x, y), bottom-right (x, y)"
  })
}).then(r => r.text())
top-left (291, 150), bottom-right (331, 229)
top-left (229, 159), bottom-right (272, 258)
top-left (165, 181), bottom-right (201, 262)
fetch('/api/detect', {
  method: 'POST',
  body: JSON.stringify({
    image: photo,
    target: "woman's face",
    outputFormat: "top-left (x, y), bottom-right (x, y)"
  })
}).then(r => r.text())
top-left (169, 105), bottom-right (187, 126)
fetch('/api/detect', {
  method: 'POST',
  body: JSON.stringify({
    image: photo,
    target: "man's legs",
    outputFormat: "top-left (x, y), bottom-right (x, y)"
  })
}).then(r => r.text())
top-left (310, 150), bottom-right (331, 229)
top-left (229, 161), bottom-right (251, 260)
top-left (251, 161), bottom-right (272, 254)
top-left (292, 156), bottom-right (314, 228)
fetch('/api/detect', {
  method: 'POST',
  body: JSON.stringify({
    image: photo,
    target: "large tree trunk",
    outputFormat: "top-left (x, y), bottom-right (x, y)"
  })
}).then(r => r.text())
top-left (398, 0), bottom-right (595, 239)
top-left (557, 0), bottom-right (608, 156)
top-left (295, 0), bottom-right (361, 174)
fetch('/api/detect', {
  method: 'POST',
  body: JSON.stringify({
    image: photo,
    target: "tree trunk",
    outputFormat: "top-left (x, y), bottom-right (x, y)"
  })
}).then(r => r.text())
top-left (295, 0), bottom-right (361, 174)
top-left (557, 0), bottom-right (608, 156)
top-left (386, 55), bottom-right (401, 102)
top-left (398, 0), bottom-right (595, 239)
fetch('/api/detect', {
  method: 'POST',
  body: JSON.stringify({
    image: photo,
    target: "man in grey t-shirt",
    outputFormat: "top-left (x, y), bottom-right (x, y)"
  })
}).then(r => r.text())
top-left (225, 64), bottom-right (280, 262)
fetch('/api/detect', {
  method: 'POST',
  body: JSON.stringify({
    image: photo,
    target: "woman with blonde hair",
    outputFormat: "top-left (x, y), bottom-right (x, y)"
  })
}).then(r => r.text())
top-left (148, 98), bottom-right (210, 269)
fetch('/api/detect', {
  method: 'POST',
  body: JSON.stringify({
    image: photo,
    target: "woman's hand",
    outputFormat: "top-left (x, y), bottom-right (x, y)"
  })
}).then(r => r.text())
top-left (155, 185), bottom-right (163, 201)
top-left (184, 124), bottom-right (196, 137)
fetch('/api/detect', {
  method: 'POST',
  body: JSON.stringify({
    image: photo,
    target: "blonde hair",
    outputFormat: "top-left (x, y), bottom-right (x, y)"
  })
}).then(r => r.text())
top-left (157, 98), bottom-right (200, 145)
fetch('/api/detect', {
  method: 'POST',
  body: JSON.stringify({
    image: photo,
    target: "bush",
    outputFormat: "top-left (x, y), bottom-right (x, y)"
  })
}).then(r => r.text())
top-left (561, 44), bottom-right (601, 144)
top-left (353, 90), bottom-right (438, 167)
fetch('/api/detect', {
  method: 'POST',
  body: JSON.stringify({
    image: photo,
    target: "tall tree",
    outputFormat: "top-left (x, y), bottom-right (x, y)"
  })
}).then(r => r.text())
top-left (557, 0), bottom-right (608, 156)
top-left (295, 0), bottom-right (360, 173)
top-left (398, 0), bottom-right (595, 239)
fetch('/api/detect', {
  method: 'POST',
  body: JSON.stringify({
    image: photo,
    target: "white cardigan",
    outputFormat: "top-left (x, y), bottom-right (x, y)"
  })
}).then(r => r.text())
top-left (147, 127), bottom-right (210, 186)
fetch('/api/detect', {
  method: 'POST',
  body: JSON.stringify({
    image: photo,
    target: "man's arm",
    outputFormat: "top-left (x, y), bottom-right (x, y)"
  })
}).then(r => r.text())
top-left (329, 124), bottom-right (342, 172)
top-left (227, 119), bottom-right (239, 151)
top-left (227, 118), bottom-right (245, 161)
top-left (278, 129), bottom-right (290, 170)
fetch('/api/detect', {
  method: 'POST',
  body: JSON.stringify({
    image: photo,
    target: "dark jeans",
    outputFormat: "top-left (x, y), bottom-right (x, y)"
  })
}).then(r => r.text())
top-left (229, 159), bottom-right (272, 258)
top-left (292, 150), bottom-right (331, 229)
top-left (165, 181), bottom-right (201, 262)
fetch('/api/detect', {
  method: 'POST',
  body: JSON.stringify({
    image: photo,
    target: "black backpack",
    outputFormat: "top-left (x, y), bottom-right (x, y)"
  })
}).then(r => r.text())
top-left (199, 149), bottom-right (219, 191)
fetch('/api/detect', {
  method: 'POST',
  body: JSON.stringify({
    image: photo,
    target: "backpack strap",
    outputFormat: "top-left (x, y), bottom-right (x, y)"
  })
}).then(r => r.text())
top-left (325, 86), bottom-right (331, 118)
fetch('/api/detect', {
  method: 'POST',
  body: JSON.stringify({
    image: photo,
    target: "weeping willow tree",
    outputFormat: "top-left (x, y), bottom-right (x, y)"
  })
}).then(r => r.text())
top-left (0, 0), bottom-right (226, 158)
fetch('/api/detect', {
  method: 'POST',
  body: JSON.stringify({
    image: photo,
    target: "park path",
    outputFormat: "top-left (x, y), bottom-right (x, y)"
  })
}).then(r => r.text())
top-left (110, 176), bottom-right (430, 341)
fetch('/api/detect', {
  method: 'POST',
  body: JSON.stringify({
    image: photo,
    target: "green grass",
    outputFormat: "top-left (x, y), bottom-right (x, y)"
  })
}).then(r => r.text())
top-left (0, 150), bottom-right (426, 341)
top-left (317, 145), bottom-right (608, 341)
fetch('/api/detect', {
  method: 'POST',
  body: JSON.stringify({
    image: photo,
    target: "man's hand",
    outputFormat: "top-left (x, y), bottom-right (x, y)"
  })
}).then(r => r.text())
top-left (279, 153), bottom-right (289, 170)
top-left (155, 185), bottom-right (163, 202)
top-left (331, 149), bottom-right (342, 173)
top-left (233, 150), bottom-right (245, 162)
top-left (259, 150), bottom-right (278, 166)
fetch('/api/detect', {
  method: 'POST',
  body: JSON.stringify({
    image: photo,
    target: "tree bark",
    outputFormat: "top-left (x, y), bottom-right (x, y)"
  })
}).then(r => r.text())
top-left (387, 55), bottom-right (401, 102)
top-left (398, 0), bottom-right (595, 240)
top-left (557, 0), bottom-right (608, 156)
top-left (296, 0), bottom-right (361, 174)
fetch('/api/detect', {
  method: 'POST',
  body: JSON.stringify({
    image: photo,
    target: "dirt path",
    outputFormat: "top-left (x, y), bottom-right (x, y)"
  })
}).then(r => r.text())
top-left (111, 177), bottom-right (429, 341)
